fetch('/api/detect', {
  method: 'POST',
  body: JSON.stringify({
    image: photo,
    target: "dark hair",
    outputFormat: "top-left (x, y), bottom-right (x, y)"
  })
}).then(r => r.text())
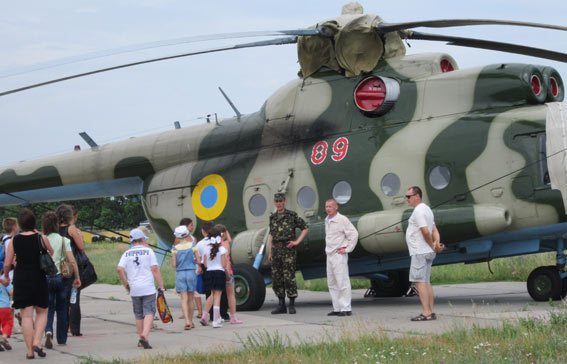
top-left (201, 221), bottom-right (214, 236)
top-left (179, 217), bottom-right (193, 226)
top-left (409, 186), bottom-right (422, 198)
top-left (18, 209), bottom-right (36, 232)
top-left (41, 211), bottom-right (60, 235)
top-left (56, 204), bottom-right (74, 225)
top-left (208, 226), bottom-right (222, 260)
top-left (2, 217), bottom-right (17, 234)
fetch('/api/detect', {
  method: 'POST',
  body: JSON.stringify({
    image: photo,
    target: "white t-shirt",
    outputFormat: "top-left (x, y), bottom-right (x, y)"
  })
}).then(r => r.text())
top-left (117, 245), bottom-right (158, 297)
top-left (196, 237), bottom-right (210, 264)
top-left (204, 243), bottom-right (227, 271)
top-left (405, 203), bottom-right (435, 256)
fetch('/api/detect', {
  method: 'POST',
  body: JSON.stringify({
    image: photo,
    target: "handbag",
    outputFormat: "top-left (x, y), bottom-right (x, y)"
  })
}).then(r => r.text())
top-left (37, 234), bottom-right (58, 276)
top-left (74, 249), bottom-right (98, 289)
top-left (60, 256), bottom-right (74, 278)
top-left (196, 273), bottom-right (205, 294)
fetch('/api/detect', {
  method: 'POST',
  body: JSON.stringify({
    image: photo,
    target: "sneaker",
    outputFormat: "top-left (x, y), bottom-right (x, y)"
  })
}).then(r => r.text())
top-left (0, 338), bottom-right (11, 351)
top-left (230, 316), bottom-right (243, 324)
top-left (44, 332), bottom-right (53, 349)
top-left (212, 318), bottom-right (223, 328)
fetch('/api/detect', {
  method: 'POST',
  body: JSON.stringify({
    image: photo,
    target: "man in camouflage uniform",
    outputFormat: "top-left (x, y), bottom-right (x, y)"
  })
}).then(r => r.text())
top-left (268, 193), bottom-right (309, 314)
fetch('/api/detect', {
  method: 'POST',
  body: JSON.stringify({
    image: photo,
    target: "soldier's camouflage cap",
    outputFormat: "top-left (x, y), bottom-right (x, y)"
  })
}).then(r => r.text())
top-left (274, 193), bottom-right (286, 201)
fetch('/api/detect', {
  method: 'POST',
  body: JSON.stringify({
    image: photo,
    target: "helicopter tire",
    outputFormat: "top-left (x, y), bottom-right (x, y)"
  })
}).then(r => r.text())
top-left (369, 269), bottom-right (410, 297)
top-left (233, 264), bottom-right (266, 311)
top-left (527, 265), bottom-right (562, 301)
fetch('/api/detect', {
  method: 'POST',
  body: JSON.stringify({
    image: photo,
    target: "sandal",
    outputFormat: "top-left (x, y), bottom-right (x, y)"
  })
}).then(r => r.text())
top-left (26, 353), bottom-right (35, 359)
top-left (431, 313), bottom-right (437, 320)
top-left (32, 346), bottom-right (46, 357)
top-left (184, 324), bottom-right (192, 330)
top-left (411, 314), bottom-right (433, 321)
top-left (138, 337), bottom-right (152, 349)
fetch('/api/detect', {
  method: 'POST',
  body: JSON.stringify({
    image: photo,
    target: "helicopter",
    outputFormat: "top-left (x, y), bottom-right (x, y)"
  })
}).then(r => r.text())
top-left (0, 2), bottom-right (566, 311)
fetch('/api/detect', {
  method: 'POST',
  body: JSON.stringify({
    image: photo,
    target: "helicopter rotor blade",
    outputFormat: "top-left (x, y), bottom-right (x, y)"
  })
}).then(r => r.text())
top-left (0, 28), bottom-right (330, 80)
top-left (0, 36), bottom-right (299, 97)
top-left (405, 31), bottom-right (567, 63)
top-left (377, 19), bottom-right (567, 33)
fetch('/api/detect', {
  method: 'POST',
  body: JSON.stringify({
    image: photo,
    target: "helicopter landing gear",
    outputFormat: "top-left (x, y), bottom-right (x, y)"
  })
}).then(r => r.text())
top-left (527, 265), bottom-right (563, 301)
top-left (527, 240), bottom-right (567, 301)
top-left (364, 269), bottom-right (410, 298)
top-left (233, 264), bottom-right (266, 311)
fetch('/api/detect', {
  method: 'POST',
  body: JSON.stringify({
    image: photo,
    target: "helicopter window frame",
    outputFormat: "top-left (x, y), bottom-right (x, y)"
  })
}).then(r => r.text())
top-left (297, 186), bottom-right (316, 209)
top-left (428, 165), bottom-right (451, 190)
top-left (332, 181), bottom-right (352, 205)
top-left (248, 193), bottom-right (267, 217)
top-left (380, 173), bottom-right (401, 197)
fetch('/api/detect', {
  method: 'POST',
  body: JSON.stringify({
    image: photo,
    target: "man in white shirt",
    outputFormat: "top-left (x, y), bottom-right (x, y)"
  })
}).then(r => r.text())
top-left (405, 186), bottom-right (444, 322)
top-left (117, 228), bottom-right (164, 349)
top-left (324, 199), bottom-right (359, 317)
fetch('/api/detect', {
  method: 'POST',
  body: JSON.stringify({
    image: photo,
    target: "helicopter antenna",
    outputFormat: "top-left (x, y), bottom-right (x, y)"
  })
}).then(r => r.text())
top-left (218, 87), bottom-right (242, 120)
top-left (79, 132), bottom-right (98, 148)
top-left (174, 121), bottom-right (181, 129)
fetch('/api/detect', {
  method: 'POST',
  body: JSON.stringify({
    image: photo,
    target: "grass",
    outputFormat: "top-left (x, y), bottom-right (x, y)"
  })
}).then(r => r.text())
top-left (86, 238), bottom-right (557, 291)
top-left (79, 309), bottom-right (567, 364)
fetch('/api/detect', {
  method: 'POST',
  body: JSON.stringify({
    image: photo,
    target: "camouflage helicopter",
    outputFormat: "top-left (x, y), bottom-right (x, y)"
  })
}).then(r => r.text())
top-left (1, 2), bottom-right (566, 311)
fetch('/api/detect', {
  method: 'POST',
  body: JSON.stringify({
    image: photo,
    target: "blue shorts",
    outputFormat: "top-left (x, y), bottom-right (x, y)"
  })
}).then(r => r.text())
top-left (176, 269), bottom-right (197, 293)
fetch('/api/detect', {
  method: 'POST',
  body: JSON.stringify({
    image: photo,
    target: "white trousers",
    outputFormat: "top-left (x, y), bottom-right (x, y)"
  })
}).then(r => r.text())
top-left (326, 252), bottom-right (351, 312)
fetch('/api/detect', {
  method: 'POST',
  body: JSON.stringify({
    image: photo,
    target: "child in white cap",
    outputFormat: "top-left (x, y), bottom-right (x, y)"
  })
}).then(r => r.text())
top-left (117, 228), bottom-right (164, 349)
top-left (171, 225), bottom-right (199, 330)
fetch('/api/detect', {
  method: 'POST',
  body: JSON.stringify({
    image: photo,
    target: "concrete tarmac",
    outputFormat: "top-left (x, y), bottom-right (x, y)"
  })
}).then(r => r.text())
top-left (0, 282), bottom-right (558, 363)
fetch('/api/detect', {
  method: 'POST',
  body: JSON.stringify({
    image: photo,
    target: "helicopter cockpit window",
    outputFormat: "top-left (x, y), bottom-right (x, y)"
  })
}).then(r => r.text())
top-left (332, 181), bottom-right (352, 204)
top-left (380, 173), bottom-right (400, 197)
top-left (297, 186), bottom-right (316, 209)
top-left (429, 166), bottom-right (451, 190)
top-left (249, 194), bottom-right (267, 217)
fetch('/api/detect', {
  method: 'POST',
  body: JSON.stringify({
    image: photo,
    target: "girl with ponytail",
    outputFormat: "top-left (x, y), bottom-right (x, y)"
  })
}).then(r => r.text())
top-left (199, 227), bottom-right (228, 328)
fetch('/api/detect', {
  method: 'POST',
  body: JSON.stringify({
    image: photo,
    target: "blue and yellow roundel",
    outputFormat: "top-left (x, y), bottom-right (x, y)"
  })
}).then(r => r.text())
top-left (192, 174), bottom-right (228, 221)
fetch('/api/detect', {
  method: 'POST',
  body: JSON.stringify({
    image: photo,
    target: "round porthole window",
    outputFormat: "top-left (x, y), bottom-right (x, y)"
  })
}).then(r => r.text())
top-left (249, 194), bottom-right (267, 216)
top-left (332, 181), bottom-right (352, 204)
top-left (380, 173), bottom-right (400, 197)
top-left (429, 166), bottom-right (451, 190)
top-left (297, 186), bottom-right (316, 209)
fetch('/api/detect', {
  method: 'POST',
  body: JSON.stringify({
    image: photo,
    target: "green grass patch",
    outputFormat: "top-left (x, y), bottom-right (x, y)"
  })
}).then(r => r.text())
top-left (79, 309), bottom-right (567, 364)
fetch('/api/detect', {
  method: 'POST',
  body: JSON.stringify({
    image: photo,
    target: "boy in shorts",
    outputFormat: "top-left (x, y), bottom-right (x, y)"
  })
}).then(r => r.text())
top-left (117, 228), bottom-right (164, 349)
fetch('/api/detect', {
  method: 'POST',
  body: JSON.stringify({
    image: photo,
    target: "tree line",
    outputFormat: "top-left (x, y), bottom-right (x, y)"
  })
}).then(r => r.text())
top-left (0, 196), bottom-right (146, 233)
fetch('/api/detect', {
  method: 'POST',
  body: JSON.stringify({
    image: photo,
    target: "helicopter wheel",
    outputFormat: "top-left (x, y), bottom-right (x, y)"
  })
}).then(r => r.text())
top-left (527, 265), bottom-right (562, 301)
top-left (368, 269), bottom-right (410, 297)
top-left (233, 264), bottom-right (266, 311)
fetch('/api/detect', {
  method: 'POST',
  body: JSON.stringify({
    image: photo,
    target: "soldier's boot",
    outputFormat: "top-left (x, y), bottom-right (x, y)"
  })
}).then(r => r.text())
top-left (271, 298), bottom-right (287, 314)
top-left (288, 297), bottom-right (296, 314)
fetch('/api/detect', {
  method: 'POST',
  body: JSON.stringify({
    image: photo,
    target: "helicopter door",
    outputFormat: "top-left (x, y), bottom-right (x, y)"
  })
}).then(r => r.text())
top-left (243, 184), bottom-right (272, 230)
top-left (545, 102), bottom-right (567, 212)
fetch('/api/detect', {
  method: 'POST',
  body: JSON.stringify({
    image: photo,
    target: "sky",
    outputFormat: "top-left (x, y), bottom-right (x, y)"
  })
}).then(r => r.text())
top-left (0, 0), bottom-right (565, 167)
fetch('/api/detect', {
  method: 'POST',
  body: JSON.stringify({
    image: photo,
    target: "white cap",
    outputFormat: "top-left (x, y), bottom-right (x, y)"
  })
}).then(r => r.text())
top-left (174, 225), bottom-right (190, 238)
top-left (129, 228), bottom-right (148, 242)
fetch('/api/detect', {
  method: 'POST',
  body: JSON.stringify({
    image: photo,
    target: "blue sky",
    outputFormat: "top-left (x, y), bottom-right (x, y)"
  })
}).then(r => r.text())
top-left (0, 0), bottom-right (565, 166)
